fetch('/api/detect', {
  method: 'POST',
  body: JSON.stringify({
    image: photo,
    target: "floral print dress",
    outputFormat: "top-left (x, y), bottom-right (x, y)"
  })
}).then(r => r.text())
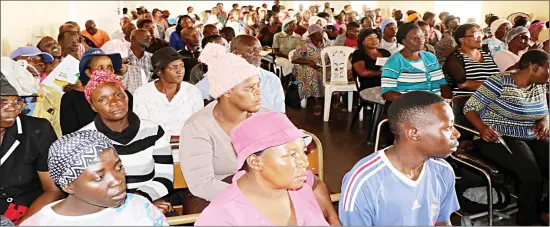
top-left (291, 40), bottom-right (330, 99)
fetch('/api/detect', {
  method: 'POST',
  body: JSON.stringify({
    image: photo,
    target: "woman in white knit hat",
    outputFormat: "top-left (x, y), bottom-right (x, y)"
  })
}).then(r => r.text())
top-left (178, 43), bottom-right (265, 214)
top-left (481, 19), bottom-right (512, 55)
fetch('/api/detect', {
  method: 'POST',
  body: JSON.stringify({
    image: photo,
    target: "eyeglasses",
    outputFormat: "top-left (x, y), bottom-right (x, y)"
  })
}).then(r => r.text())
top-left (166, 64), bottom-right (185, 72)
top-left (518, 34), bottom-right (530, 40)
top-left (464, 32), bottom-right (484, 39)
top-left (0, 99), bottom-right (26, 110)
top-left (410, 35), bottom-right (425, 41)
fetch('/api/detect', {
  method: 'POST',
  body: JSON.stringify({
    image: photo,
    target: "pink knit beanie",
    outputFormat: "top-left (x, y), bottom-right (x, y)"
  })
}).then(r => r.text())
top-left (199, 43), bottom-right (258, 99)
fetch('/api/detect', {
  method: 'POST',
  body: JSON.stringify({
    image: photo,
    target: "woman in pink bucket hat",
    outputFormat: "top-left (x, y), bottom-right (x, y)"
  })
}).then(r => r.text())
top-left (195, 112), bottom-right (331, 226)
top-left (179, 44), bottom-right (339, 223)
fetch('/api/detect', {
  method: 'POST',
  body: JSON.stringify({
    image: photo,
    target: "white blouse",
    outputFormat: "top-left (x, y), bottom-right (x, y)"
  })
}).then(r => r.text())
top-left (133, 80), bottom-right (204, 136)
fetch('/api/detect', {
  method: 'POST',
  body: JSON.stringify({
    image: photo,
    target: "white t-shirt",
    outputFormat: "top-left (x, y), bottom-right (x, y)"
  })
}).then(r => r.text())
top-left (379, 38), bottom-right (404, 55)
top-left (409, 60), bottom-right (426, 72)
top-left (133, 80), bottom-right (204, 136)
top-left (20, 194), bottom-right (168, 226)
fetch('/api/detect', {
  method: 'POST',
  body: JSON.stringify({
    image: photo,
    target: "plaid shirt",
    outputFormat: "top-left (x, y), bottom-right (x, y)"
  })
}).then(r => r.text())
top-left (123, 50), bottom-right (153, 93)
top-left (272, 31), bottom-right (302, 56)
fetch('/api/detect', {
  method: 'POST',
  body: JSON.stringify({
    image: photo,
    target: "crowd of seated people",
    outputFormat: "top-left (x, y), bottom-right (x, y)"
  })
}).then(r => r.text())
top-left (0, 1), bottom-right (549, 226)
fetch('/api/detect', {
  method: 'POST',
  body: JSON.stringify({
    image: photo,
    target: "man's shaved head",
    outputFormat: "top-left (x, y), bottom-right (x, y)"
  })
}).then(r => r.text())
top-left (85, 20), bottom-right (97, 35)
top-left (182, 27), bottom-right (200, 46)
top-left (388, 91), bottom-right (446, 139)
top-left (85, 20), bottom-right (95, 27)
top-left (203, 24), bottom-right (219, 36)
top-left (59, 24), bottom-right (78, 33)
top-left (230, 35), bottom-right (262, 67)
top-left (230, 35), bottom-right (260, 52)
top-left (122, 23), bottom-right (137, 40)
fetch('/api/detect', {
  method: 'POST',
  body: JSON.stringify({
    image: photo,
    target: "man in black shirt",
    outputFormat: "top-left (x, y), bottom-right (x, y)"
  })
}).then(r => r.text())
top-left (178, 27), bottom-right (201, 82)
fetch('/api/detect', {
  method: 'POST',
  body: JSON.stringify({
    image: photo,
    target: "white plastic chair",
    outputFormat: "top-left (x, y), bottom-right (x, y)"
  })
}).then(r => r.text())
top-left (321, 46), bottom-right (357, 122)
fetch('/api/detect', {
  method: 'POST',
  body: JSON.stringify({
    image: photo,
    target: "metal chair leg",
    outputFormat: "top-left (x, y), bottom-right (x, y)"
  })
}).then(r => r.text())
top-left (374, 119), bottom-right (389, 152)
top-left (369, 104), bottom-right (384, 145)
top-left (450, 153), bottom-right (494, 226)
top-left (349, 103), bottom-right (364, 128)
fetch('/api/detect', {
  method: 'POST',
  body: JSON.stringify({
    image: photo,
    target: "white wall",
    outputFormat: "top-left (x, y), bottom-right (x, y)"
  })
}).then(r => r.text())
top-left (1, 1), bottom-right (122, 56)
top-left (1, 1), bottom-right (548, 56)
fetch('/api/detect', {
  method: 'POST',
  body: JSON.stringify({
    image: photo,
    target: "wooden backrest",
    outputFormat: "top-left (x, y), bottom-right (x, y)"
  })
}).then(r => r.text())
top-left (303, 130), bottom-right (324, 181)
top-left (173, 163), bottom-right (188, 189)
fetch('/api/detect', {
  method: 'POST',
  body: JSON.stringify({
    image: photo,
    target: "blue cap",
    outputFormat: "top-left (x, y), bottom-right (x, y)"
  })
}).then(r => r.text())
top-left (168, 17), bottom-right (177, 25)
top-left (78, 48), bottom-right (122, 85)
top-left (10, 46), bottom-right (53, 63)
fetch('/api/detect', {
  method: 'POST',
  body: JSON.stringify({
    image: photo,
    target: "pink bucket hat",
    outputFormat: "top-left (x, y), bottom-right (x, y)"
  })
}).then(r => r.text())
top-left (231, 112), bottom-right (312, 169)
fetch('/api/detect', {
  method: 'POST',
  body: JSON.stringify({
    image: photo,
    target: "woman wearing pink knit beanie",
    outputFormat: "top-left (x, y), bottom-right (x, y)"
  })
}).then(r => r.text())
top-left (178, 42), bottom-right (266, 214)
top-left (200, 43), bottom-right (260, 100)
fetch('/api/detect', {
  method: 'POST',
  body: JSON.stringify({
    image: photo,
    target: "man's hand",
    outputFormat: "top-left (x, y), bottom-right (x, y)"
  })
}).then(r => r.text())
top-left (152, 200), bottom-right (173, 214)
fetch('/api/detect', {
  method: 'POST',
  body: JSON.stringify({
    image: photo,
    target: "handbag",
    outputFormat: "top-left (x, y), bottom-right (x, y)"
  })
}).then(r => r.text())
top-left (285, 81), bottom-right (301, 108)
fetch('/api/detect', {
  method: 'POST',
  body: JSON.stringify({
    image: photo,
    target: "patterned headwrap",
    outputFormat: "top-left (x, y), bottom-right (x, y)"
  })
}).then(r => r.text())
top-left (84, 70), bottom-right (126, 103)
top-left (48, 130), bottom-right (114, 187)
top-left (528, 21), bottom-right (546, 33)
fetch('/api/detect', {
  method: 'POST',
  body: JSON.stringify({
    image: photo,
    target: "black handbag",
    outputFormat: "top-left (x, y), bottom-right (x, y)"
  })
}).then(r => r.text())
top-left (285, 81), bottom-right (301, 108)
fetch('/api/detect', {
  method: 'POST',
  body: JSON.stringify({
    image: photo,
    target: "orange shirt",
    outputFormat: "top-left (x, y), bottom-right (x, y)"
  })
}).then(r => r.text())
top-left (81, 29), bottom-right (111, 48)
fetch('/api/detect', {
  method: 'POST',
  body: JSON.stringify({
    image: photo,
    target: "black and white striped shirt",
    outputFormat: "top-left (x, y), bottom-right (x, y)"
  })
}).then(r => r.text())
top-left (445, 50), bottom-right (500, 96)
top-left (80, 112), bottom-right (173, 201)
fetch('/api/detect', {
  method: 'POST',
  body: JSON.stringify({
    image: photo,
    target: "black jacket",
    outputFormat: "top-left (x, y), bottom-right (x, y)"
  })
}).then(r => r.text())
top-left (0, 115), bottom-right (57, 222)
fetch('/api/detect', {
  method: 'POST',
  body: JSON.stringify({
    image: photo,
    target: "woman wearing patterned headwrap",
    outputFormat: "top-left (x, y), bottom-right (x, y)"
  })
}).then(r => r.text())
top-left (20, 130), bottom-right (168, 226)
top-left (78, 70), bottom-right (174, 215)
top-left (291, 24), bottom-right (330, 116)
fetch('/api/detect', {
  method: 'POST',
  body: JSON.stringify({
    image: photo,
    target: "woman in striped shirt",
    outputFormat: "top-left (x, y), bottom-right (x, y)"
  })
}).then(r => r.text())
top-left (79, 70), bottom-right (174, 215)
top-left (464, 50), bottom-right (549, 225)
top-left (381, 22), bottom-right (451, 103)
top-left (443, 24), bottom-right (500, 96)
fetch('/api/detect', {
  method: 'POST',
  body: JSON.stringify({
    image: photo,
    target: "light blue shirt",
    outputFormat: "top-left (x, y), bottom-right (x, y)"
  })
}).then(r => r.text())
top-left (24, 97), bottom-right (36, 116)
top-left (195, 67), bottom-right (286, 113)
top-left (339, 148), bottom-right (460, 226)
top-left (381, 51), bottom-right (447, 96)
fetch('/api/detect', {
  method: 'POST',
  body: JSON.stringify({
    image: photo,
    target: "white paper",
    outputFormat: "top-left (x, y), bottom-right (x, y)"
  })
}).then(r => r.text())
top-left (375, 57), bottom-right (388, 67)
top-left (41, 55), bottom-right (80, 92)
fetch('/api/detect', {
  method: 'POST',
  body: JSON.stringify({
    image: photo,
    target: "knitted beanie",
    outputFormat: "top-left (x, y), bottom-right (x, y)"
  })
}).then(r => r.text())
top-left (199, 43), bottom-right (258, 99)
